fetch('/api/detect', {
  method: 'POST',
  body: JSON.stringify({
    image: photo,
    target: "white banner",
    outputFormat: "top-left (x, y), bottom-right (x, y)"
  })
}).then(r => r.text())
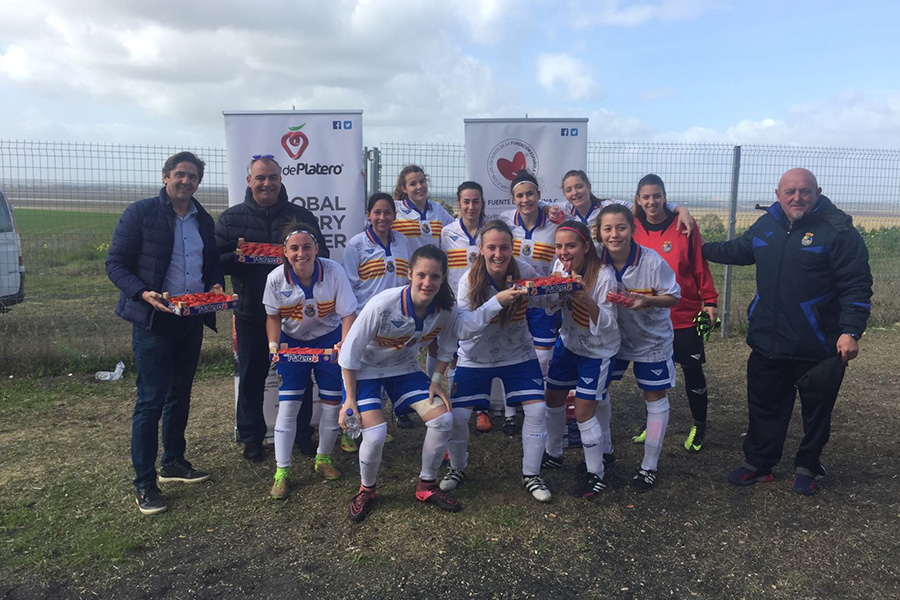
top-left (465, 118), bottom-right (588, 217)
top-left (224, 110), bottom-right (364, 440)
top-left (223, 110), bottom-right (365, 262)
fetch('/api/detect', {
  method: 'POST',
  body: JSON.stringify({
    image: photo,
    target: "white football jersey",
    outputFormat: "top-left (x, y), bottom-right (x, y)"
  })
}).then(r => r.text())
top-left (599, 242), bottom-right (680, 362)
top-left (392, 198), bottom-right (455, 253)
top-left (263, 258), bottom-right (357, 341)
top-left (502, 209), bottom-right (558, 277)
top-left (343, 227), bottom-right (410, 314)
top-left (442, 219), bottom-right (481, 295)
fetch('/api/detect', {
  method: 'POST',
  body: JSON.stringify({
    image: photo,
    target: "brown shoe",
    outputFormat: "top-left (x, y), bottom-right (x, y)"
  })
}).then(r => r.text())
top-left (270, 467), bottom-right (291, 499)
top-left (314, 454), bottom-right (341, 480)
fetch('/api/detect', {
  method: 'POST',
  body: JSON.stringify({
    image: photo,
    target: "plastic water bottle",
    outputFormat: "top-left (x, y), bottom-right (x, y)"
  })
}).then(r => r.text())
top-left (95, 360), bottom-right (125, 382)
top-left (344, 408), bottom-right (361, 439)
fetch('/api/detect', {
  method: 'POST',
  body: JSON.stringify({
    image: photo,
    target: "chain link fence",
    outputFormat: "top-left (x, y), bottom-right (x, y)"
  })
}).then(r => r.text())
top-left (1, 139), bottom-right (897, 375)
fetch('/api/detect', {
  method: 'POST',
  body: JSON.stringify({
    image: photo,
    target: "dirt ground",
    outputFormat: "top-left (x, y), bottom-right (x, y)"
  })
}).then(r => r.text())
top-left (2, 331), bottom-right (899, 600)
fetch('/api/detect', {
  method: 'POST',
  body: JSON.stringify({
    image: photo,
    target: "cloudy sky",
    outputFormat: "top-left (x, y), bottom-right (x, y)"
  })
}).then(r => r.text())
top-left (1, 0), bottom-right (899, 150)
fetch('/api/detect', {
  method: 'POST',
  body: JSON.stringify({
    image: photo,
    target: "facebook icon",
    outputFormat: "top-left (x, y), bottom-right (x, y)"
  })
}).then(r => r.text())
top-left (333, 121), bottom-right (342, 130)
top-left (560, 128), bottom-right (569, 136)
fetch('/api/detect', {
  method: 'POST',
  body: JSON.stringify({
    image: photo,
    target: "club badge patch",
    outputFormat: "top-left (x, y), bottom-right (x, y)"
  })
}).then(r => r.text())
top-left (662, 241), bottom-right (672, 253)
top-left (420, 222), bottom-right (431, 235)
top-left (386, 260), bottom-right (395, 273)
top-left (304, 303), bottom-right (316, 318)
top-left (521, 240), bottom-right (533, 257)
top-left (801, 232), bottom-right (814, 246)
top-left (469, 251), bottom-right (478, 264)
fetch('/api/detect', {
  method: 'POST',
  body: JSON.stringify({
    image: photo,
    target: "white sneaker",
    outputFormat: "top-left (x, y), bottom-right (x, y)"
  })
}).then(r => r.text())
top-left (440, 468), bottom-right (467, 492)
top-left (523, 475), bottom-right (552, 502)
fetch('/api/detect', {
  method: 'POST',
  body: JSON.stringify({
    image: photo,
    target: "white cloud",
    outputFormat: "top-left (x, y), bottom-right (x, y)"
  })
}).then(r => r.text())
top-left (536, 53), bottom-right (600, 101)
top-left (572, 0), bottom-right (721, 27)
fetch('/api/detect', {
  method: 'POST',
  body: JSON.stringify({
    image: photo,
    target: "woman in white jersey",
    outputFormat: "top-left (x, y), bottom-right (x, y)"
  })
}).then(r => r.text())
top-left (501, 170), bottom-right (560, 379)
top-left (391, 165), bottom-right (455, 426)
top-left (263, 225), bottom-right (357, 499)
top-left (539, 220), bottom-right (620, 499)
top-left (440, 219), bottom-right (550, 501)
top-left (598, 204), bottom-right (680, 492)
top-left (339, 245), bottom-right (470, 523)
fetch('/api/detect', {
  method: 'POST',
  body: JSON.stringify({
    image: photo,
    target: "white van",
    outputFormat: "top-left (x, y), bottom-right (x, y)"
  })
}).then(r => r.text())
top-left (0, 189), bottom-right (25, 312)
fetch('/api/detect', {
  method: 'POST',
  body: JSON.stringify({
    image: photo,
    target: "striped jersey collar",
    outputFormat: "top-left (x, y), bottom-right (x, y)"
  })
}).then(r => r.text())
top-left (403, 197), bottom-right (431, 220)
top-left (287, 258), bottom-right (323, 298)
top-left (400, 285), bottom-right (436, 330)
top-left (514, 209), bottom-right (546, 237)
top-left (365, 226), bottom-right (394, 257)
top-left (600, 240), bottom-right (641, 282)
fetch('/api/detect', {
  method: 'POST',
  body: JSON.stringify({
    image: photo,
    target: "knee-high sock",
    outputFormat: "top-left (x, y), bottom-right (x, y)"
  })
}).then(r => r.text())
top-left (595, 391), bottom-right (613, 453)
top-left (358, 421), bottom-right (387, 487)
top-left (642, 396), bottom-right (670, 472)
top-left (449, 407), bottom-right (471, 469)
top-left (521, 402), bottom-right (547, 476)
top-left (578, 416), bottom-right (604, 478)
top-left (316, 403), bottom-right (341, 455)
top-left (535, 347), bottom-right (553, 378)
top-left (274, 400), bottom-right (302, 468)
top-left (545, 404), bottom-right (566, 458)
top-left (681, 364), bottom-right (708, 425)
top-left (420, 412), bottom-right (453, 480)
top-left (426, 354), bottom-right (438, 377)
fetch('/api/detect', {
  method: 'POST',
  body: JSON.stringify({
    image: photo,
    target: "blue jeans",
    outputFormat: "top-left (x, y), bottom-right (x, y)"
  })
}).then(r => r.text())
top-left (131, 314), bottom-right (204, 489)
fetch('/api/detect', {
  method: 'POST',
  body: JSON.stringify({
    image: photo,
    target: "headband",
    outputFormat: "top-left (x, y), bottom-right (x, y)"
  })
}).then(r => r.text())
top-left (512, 180), bottom-right (536, 194)
top-left (558, 226), bottom-right (590, 244)
top-left (283, 229), bottom-right (316, 244)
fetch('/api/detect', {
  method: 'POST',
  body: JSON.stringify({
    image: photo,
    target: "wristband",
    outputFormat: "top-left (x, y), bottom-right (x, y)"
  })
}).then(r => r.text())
top-left (268, 342), bottom-right (278, 353)
top-left (431, 371), bottom-right (444, 384)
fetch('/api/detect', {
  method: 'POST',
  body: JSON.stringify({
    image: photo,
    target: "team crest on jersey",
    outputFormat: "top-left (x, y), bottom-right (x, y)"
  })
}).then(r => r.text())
top-left (420, 222), bottom-right (431, 235)
top-left (304, 304), bottom-right (316, 318)
top-left (662, 241), bottom-right (672, 253)
top-left (521, 244), bottom-right (532, 257)
top-left (801, 232), bottom-right (814, 246)
top-left (469, 251), bottom-right (478, 263)
top-left (386, 261), bottom-right (395, 273)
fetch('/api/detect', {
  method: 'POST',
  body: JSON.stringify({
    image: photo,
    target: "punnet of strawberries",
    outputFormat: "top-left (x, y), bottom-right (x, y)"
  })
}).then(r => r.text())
top-left (167, 292), bottom-right (234, 307)
top-left (514, 275), bottom-right (579, 288)
top-left (238, 242), bottom-right (283, 257)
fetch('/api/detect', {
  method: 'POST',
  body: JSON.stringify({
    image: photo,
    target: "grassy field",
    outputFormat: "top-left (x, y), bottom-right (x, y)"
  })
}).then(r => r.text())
top-left (1, 330), bottom-right (898, 599)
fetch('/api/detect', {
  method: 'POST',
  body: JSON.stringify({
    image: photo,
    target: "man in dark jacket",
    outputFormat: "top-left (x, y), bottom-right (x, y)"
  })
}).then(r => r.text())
top-left (215, 155), bottom-right (328, 461)
top-left (703, 168), bottom-right (872, 495)
top-left (106, 152), bottom-right (225, 515)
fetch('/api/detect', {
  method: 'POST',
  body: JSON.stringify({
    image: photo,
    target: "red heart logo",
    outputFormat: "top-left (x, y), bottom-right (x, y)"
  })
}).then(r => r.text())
top-left (281, 127), bottom-right (310, 160)
top-left (496, 151), bottom-right (527, 180)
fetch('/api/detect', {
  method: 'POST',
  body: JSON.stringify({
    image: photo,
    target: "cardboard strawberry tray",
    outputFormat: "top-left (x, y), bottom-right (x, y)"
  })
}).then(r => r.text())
top-left (509, 274), bottom-right (583, 296)
top-left (235, 238), bottom-right (283, 265)
top-left (606, 290), bottom-right (635, 307)
top-left (162, 292), bottom-right (239, 316)
top-left (275, 345), bottom-right (338, 363)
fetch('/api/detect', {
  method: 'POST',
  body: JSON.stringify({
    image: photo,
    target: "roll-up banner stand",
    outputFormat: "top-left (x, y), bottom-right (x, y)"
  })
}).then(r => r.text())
top-left (224, 110), bottom-right (365, 440)
top-left (464, 118), bottom-right (588, 218)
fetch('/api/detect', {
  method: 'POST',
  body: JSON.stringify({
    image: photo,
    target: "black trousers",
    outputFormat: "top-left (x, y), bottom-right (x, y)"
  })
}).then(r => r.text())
top-left (234, 315), bottom-right (312, 444)
top-left (744, 350), bottom-right (843, 474)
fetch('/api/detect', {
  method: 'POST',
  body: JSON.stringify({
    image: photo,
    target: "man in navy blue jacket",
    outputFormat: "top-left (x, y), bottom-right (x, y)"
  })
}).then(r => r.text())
top-left (703, 168), bottom-right (872, 495)
top-left (106, 152), bottom-right (225, 515)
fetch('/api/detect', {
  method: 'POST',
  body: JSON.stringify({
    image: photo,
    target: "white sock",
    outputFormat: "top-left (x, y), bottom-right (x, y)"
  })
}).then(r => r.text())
top-left (642, 396), bottom-right (670, 472)
top-left (504, 403), bottom-right (516, 418)
top-left (420, 412), bottom-right (453, 480)
top-left (521, 402), bottom-right (547, 476)
top-left (595, 392), bottom-right (613, 454)
top-left (316, 403), bottom-right (341, 455)
top-left (578, 416), bottom-right (604, 478)
top-left (273, 400), bottom-right (302, 468)
top-left (490, 378), bottom-right (506, 414)
top-left (426, 354), bottom-right (438, 377)
top-left (358, 421), bottom-right (387, 488)
top-left (535, 347), bottom-right (553, 378)
top-left (545, 404), bottom-right (566, 458)
top-left (449, 407), bottom-right (471, 469)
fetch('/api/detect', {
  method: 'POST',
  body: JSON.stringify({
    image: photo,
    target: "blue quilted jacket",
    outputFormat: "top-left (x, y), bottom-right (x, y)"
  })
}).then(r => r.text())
top-left (106, 187), bottom-right (225, 331)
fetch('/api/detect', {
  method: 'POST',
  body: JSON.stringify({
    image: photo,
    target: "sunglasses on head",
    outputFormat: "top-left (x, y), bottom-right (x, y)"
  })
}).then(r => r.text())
top-left (251, 154), bottom-right (275, 160)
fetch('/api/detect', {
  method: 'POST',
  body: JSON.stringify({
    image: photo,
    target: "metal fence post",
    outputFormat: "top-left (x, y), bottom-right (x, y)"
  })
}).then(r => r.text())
top-left (370, 146), bottom-right (381, 196)
top-left (721, 145), bottom-right (742, 338)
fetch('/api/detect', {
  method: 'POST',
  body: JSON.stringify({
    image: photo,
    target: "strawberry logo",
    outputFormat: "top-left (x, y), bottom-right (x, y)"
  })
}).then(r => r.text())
top-left (496, 151), bottom-right (526, 180)
top-left (281, 124), bottom-right (310, 159)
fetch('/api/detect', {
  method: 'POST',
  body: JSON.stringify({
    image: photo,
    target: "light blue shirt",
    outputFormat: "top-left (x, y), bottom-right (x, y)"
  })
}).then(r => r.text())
top-left (162, 202), bottom-right (205, 295)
